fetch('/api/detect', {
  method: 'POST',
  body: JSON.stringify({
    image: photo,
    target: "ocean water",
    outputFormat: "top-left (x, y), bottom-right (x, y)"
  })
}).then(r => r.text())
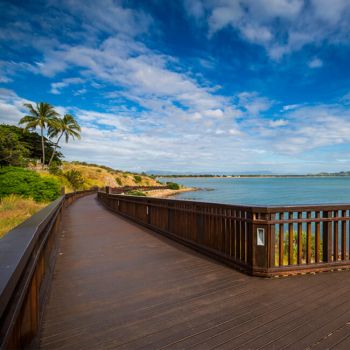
top-left (160, 177), bottom-right (350, 206)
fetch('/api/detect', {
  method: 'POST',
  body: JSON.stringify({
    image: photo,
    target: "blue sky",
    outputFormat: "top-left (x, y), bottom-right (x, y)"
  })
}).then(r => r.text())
top-left (1, 0), bottom-right (350, 173)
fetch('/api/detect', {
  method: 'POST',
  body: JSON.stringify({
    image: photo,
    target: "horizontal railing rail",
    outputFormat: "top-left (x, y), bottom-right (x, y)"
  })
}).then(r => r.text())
top-left (97, 191), bottom-right (350, 277)
top-left (0, 189), bottom-right (97, 349)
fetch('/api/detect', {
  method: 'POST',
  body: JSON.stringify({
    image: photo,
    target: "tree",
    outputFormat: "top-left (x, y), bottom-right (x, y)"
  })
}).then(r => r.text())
top-left (64, 169), bottom-right (85, 190)
top-left (0, 124), bottom-right (63, 165)
top-left (0, 128), bottom-right (29, 167)
top-left (19, 103), bottom-right (59, 168)
top-left (48, 114), bottom-right (81, 167)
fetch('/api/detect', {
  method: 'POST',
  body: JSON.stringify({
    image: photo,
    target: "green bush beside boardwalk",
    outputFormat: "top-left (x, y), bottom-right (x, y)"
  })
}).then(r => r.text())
top-left (0, 167), bottom-right (61, 202)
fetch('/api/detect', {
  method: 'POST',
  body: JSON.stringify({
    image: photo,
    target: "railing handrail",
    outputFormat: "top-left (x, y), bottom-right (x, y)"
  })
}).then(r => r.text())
top-left (99, 194), bottom-right (350, 225)
top-left (0, 189), bottom-right (96, 348)
top-left (99, 190), bottom-right (350, 212)
top-left (0, 196), bottom-right (63, 319)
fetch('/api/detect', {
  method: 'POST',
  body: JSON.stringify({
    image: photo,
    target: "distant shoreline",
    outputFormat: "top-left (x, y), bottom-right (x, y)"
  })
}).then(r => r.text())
top-left (157, 175), bottom-right (350, 179)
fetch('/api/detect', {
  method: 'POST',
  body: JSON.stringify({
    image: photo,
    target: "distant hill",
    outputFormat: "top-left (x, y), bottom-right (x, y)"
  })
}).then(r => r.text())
top-left (316, 171), bottom-right (350, 176)
top-left (146, 170), bottom-right (350, 178)
top-left (146, 170), bottom-right (275, 176)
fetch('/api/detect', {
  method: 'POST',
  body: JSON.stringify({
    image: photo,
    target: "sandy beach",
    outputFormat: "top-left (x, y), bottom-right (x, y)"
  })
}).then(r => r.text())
top-left (144, 187), bottom-right (197, 198)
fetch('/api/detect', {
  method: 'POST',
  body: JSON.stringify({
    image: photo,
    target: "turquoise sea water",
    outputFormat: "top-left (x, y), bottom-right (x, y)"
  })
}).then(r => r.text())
top-left (160, 177), bottom-right (350, 206)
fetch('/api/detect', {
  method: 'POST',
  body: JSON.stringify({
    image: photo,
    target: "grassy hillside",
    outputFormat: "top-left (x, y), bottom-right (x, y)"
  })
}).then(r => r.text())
top-left (63, 162), bottom-right (161, 188)
top-left (36, 161), bottom-right (162, 192)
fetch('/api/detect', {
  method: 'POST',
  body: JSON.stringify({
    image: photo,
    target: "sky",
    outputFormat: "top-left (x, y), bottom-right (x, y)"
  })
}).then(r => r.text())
top-left (1, 0), bottom-right (350, 174)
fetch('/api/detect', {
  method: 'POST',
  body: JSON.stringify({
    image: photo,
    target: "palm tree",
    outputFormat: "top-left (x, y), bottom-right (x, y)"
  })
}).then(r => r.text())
top-left (19, 103), bottom-right (59, 168)
top-left (48, 114), bottom-right (81, 167)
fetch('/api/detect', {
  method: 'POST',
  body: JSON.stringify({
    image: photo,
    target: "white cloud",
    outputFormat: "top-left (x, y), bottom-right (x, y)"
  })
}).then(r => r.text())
top-left (341, 92), bottom-right (350, 104)
top-left (308, 57), bottom-right (323, 68)
top-left (282, 104), bottom-right (301, 111)
top-left (203, 109), bottom-right (224, 118)
top-left (269, 119), bottom-right (288, 127)
top-left (0, 76), bottom-right (11, 83)
top-left (257, 104), bottom-right (350, 154)
top-left (311, 0), bottom-right (348, 24)
top-left (241, 24), bottom-right (272, 44)
top-left (185, 0), bottom-right (350, 59)
top-left (0, 60), bottom-right (36, 83)
top-left (63, 0), bottom-right (152, 37)
top-left (50, 77), bottom-right (84, 94)
top-left (0, 89), bottom-right (33, 124)
top-left (238, 92), bottom-right (272, 115)
top-left (183, 0), bottom-right (205, 19)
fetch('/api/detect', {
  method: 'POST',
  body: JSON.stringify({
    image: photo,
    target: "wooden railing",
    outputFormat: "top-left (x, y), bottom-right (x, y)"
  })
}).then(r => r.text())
top-left (0, 189), bottom-right (96, 349)
top-left (98, 192), bottom-right (350, 277)
top-left (266, 205), bottom-right (350, 275)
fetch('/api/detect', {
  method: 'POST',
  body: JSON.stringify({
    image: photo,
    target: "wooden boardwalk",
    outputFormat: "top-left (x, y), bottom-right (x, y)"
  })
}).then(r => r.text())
top-left (40, 195), bottom-right (350, 349)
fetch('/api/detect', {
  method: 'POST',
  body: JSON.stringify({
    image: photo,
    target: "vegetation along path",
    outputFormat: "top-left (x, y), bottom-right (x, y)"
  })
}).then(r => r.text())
top-left (40, 194), bottom-right (350, 349)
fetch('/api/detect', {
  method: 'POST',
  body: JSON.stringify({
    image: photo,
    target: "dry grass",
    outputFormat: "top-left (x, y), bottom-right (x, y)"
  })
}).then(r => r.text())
top-left (0, 195), bottom-right (47, 238)
top-left (60, 163), bottom-right (160, 188)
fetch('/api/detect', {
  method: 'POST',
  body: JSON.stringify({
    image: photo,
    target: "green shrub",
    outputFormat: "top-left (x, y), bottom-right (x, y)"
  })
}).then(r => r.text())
top-left (277, 230), bottom-right (323, 265)
top-left (64, 169), bottom-right (85, 191)
top-left (48, 162), bottom-right (63, 176)
top-left (0, 167), bottom-right (60, 202)
top-left (115, 177), bottom-right (122, 186)
top-left (133, 175), bottom-right (142, 183)
top-left (126, 190), bottom-right (146, 196)
top-left (166, 181), bottom-right (180, 190)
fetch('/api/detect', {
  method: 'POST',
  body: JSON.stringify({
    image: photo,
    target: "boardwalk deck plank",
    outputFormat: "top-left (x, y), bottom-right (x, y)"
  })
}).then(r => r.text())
top-left (40, 195), bottom-right (350, 349)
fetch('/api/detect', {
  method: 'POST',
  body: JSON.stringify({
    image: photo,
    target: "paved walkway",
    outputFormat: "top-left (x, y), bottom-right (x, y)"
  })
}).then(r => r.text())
top-left (40, 195), bottom-right (350, 349)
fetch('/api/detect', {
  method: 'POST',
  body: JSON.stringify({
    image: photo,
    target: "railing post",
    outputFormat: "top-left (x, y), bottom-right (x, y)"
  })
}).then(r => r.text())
top-left (146, 199), bottom-right (150, 224)
top-left (105, 186), bottom-right (110, 194)
top-left (323, 210), bottom-right (333, 262)
top-left (246, 210), bottom-right (253, 268)
top-left (61, 186), bottom-right (65, 195)
top-left (167, 202), bottom-right (173, 233)
top-left (269, 213), bottom-right (276, 268)
top-left (250, 210), bottom-right (274, 275)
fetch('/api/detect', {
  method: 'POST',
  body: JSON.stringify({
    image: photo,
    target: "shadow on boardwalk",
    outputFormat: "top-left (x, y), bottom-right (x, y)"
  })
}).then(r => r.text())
top-left (40, 195), bottom-right (350, 350)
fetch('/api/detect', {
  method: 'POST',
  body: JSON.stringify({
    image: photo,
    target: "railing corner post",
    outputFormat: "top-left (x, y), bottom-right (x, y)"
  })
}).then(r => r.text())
top-left (250, 209), bottom-right (274, 276)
